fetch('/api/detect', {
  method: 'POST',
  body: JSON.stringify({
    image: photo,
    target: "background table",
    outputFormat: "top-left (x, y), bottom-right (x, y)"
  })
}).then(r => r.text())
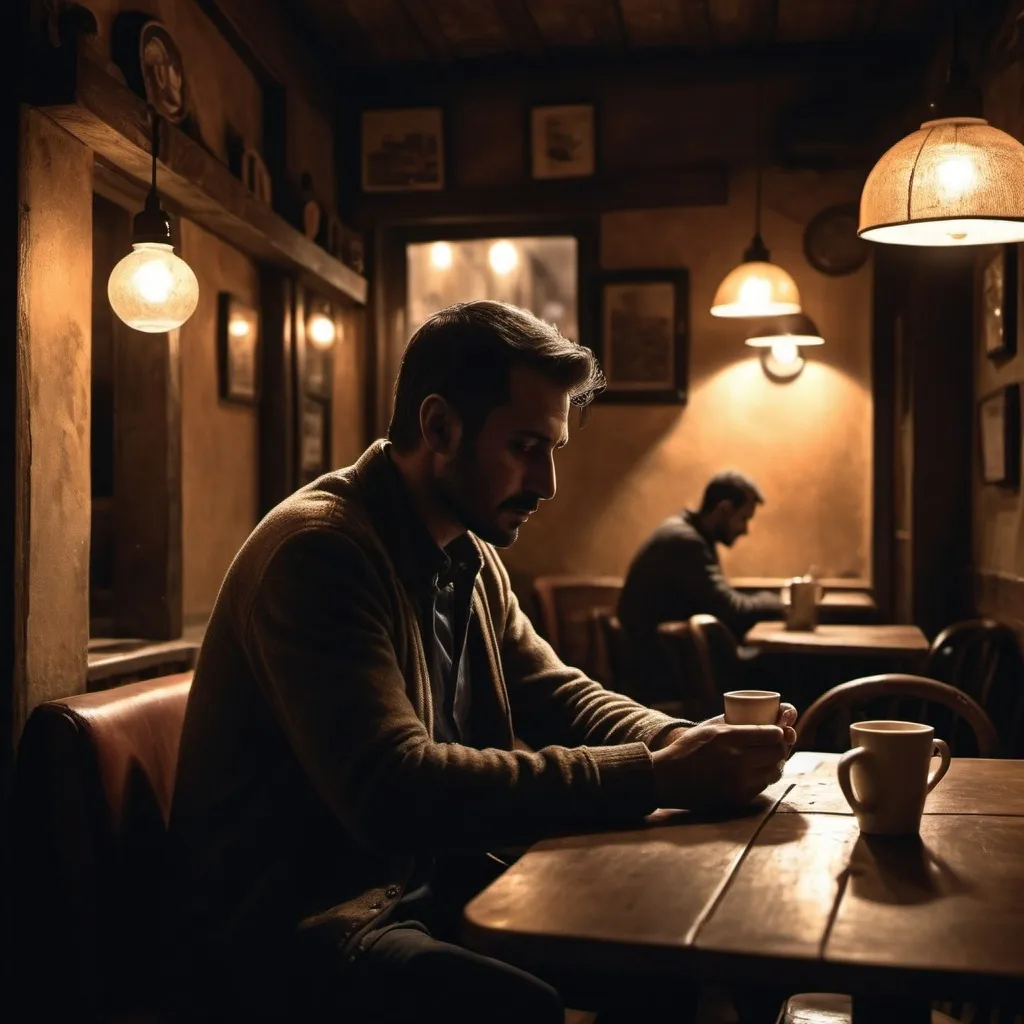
top-left (745, 622), bottom-right (929, 659)
top-left (463, 753), bottom-right (1024, 1022)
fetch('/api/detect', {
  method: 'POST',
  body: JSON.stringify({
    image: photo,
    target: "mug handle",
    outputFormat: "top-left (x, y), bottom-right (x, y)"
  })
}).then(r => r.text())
top-left (927, 738), bottom-right (951, 793)
top-left (837, 747), bottom-right (877, 813)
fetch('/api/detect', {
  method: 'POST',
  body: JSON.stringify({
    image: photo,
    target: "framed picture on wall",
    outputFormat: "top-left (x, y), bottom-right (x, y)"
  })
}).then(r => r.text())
top-left (530, 103), bottom-right (596, 180)
top-left (979, 383), bottom-right (1021, 487)
top-left (361, 108), bottom-right (444, 192)
top-left (217, 293), bottom-right (260, 404)
top-left (596, 269), bottom-right (689, 404)
top-left (300, 396), bottom-right (330, 480)
top-left (980, 243), bottom-right (1018, 360)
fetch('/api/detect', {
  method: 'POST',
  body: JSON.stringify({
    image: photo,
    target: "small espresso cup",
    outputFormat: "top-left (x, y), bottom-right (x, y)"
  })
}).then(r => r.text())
top-left (723, 689), bottom-right (781, 726)
top-left (837, 721), bottom-right (951, 836)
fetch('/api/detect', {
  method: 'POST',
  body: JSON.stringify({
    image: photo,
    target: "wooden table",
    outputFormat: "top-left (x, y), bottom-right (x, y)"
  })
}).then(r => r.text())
top-left (745, 622), bottom-right (929, 659)
top-left (463, 753), bottom-right (1024, 1022)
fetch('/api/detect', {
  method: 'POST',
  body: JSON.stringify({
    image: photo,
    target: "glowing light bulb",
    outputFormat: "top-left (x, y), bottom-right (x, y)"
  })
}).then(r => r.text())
top-left (489, 240), bottom-right (518, 275)
top-left (307, 312), bottom-right (336, 349)
top-left (738, 276), bottom-right (772, 310)
top-left (936, 155), bottom-right (976, 198)
top-left (430, 241), bottom-right (453, 270)
top-left (228, 318), bottom-right (250, 338)
top-left (770, 339), bottom-right (800, 365)
top-left (107, 242), bottom-right (199, 333)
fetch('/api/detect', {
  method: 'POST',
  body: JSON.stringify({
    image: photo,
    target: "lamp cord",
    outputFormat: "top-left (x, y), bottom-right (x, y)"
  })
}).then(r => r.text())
top-left (754, 88), bottom-right (762, 239)
top-left (149, 105), bottom-right (158, 195)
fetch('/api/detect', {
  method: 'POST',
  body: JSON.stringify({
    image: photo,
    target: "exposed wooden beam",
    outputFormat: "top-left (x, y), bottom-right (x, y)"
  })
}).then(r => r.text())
top-left (352, 166), bottom-right (728, 228)
top-left (395, 0), bottom-right (455, 63)
top-left (493, 0), bottom-right (545, 59)
top-left (35, 49), bottom-right (367, 306)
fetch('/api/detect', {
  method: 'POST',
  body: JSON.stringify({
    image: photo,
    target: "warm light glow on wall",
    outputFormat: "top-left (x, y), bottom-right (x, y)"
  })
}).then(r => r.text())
top-left (430, 241), bottom-right (453, 269)
top-left (307, 311), bottom-right (336, 349)
top-left (228, 316), bottom-right (251, 337)
top-left (488, 240), bottom-right (518, 275)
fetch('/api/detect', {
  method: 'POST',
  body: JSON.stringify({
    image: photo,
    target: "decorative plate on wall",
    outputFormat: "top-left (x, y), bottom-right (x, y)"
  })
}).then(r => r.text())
top-left (803, 202), bottom-right (870, 276)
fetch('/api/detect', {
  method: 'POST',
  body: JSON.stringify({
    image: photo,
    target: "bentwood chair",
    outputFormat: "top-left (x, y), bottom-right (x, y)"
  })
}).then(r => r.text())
top-left (925, 618), bottom-right (1024, 757)
top-left (531, 575), bottom-right (623, 676)
top-left (658, 614), bottom-right (743, 720)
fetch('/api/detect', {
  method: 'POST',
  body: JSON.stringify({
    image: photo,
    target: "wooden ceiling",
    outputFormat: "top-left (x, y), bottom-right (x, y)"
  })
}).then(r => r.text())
top-left (287, 0), bottom-right (945, 67)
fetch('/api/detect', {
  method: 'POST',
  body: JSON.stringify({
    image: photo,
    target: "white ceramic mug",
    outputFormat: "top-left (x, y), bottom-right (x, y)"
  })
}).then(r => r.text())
top-left (837, 721), bottom-right (951, 835)
top-left (784, 577), bottom-right (821, 631)
top-left (723, 689), bottom-right (781, 726)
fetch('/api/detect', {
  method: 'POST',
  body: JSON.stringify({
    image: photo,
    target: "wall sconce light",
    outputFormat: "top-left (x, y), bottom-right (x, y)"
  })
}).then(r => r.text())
top-left (430, 241), bottom-right (453, 270)
top-left (488, 240), bottom-right (518, 276)
top-left (107, 109), bottom-right (199, 333)
top-left (745, 313), bottom-right (824, 382)
top-left (307, 310), bottom-right (337, 349)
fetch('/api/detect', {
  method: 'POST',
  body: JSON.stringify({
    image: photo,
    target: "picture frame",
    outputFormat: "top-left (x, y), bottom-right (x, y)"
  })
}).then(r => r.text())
top-left (980, 244), bottom-right (1018, 361)
top-left (299, 396), bottom-right (330, 480)
top-left (530, 103), bottom-right (596, 180)
top-left (361, 108), bottom-right (444, 192)
top-left (979, 383), bottom-right (1021, 487)
top-left (217, 293), bottom-right (260, 404)
top-left (595, 269), bottom-right (689, 405)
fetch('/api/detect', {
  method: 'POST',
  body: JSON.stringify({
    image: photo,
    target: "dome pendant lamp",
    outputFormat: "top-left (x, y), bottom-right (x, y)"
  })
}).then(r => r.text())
top-left (107, 108), bottom-right (200, 332)
top-left (711, 95), bottom-right (802, 318)
top-left (858, 2), bottom-right (1024, 247)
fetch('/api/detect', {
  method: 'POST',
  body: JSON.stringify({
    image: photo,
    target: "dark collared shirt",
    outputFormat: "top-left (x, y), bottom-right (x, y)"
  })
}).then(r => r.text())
top-left (384, 451), bottom-right (479, 743)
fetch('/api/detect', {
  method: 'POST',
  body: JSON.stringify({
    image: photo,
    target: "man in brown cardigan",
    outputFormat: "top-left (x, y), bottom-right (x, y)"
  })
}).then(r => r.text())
top-left (166, 301), bottom-right (795, 1023)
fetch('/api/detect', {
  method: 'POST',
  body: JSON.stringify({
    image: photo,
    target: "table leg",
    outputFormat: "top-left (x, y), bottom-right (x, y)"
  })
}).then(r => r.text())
top-left (851, 995), bottom-right (933, 1023)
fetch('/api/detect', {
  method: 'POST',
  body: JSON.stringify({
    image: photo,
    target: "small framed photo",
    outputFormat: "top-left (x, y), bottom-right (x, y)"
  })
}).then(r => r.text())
top-left (596, 270), bottom-right (689, 404)
top-left (299, 396), bottom-right (330, 479)
top-left (980, 244), bottom-right (1018, 360)
top-left (361, 108), bottom-right (444, 192)
top-left (979, 383), bottom-right (1021, 487)
top-left (217, 293), bottom-right (260, 404)
top-left (530, 103), bottom-right (596, 180)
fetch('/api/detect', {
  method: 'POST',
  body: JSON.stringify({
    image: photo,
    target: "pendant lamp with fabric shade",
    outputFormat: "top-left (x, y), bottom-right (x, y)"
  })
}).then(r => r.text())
top-left (711, 102), bottom-right (801, 318)
top-left (858, 3), bottom-right (1024, 247)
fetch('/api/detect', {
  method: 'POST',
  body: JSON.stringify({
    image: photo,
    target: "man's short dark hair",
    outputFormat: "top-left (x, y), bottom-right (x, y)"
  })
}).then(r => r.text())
top-left (387, 300), bottom-right (605, 452)
top-left (699, 471), bottom-right (764, 514)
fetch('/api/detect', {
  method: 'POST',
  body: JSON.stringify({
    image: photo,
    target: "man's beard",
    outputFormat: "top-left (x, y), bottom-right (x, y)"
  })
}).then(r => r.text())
top-left (435, 447), bottom-right (537, 548)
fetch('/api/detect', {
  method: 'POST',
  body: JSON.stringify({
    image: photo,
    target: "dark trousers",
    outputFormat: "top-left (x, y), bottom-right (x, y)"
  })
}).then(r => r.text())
top-left (341, 916), bottom-right (564, 1023)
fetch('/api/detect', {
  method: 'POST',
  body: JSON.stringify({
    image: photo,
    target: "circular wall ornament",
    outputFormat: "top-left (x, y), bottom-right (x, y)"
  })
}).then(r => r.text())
top-left (803, 202), bottom-right (870, 276)
top-left (139, 21), bottom-right (187, 124)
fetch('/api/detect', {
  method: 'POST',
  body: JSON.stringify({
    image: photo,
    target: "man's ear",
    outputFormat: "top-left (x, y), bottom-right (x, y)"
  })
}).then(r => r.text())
top-left (712, 499), bottom-right (734, 520)
top-left (419, 394), bottom-right (462, 456)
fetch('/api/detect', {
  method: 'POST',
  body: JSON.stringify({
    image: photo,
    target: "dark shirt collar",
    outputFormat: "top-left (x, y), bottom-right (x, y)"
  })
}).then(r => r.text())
top-left (354, 440), bottom-right (482, 592)
top-left (682, 508), bottom-right (716, 549)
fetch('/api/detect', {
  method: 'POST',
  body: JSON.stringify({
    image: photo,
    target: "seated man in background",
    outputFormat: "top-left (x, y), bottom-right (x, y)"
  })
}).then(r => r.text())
top-left (618, 471), bottom-right (784, 702)
top-left (165, 302), bottom-right (795, 1024)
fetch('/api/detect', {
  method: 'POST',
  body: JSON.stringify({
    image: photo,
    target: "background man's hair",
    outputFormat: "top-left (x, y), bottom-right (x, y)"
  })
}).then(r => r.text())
top-left (698, 470), bottom-right (765, 514)
top-left (387, 300), bottom-right (605, 452)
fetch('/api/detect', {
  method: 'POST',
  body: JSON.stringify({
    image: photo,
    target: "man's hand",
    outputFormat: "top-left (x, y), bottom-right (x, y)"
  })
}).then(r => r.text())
top-left (651, 703), bottom-right (798, 810)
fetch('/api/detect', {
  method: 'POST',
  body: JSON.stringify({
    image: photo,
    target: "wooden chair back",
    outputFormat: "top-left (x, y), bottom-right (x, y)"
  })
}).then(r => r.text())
top-left (531, 575), bottom-right (623, 672)
top-left (658, 614), bottom-right (740, 720)
top-left (794, 673), bottom-right (1000, 758)
top-left (586, 609), bottom-right (631, 689)
top-left (926, 618), bottom-right (1024, 757)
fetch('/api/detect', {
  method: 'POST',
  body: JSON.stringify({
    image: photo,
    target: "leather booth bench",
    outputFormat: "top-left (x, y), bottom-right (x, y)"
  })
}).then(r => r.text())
top-left (10, 673), bottom-right (193, 1022)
